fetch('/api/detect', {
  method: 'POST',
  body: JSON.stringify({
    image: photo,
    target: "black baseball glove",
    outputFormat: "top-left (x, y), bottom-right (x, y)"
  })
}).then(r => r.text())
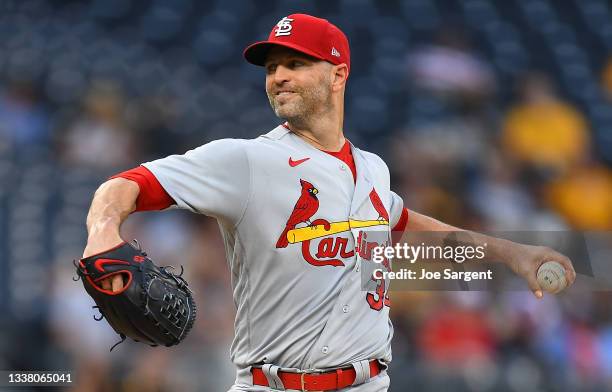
top-left (75, 240), bottom-right (196, 351)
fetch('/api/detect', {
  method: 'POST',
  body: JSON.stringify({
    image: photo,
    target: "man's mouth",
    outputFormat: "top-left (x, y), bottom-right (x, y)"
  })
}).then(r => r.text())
top-left (276, 90), bottom-right (295, 96)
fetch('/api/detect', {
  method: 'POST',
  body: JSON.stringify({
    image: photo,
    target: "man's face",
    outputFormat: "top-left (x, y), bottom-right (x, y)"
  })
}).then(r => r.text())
top-left (265, 46), bottom-right (333, 122)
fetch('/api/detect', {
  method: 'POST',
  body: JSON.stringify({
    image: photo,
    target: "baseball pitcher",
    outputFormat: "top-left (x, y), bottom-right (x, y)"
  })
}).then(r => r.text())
top-left (81, 14), bottom-right (576, 391)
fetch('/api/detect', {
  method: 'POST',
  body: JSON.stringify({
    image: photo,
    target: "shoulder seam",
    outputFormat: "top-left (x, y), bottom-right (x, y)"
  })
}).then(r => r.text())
top-left (259, 125), bottom-right (290, 140)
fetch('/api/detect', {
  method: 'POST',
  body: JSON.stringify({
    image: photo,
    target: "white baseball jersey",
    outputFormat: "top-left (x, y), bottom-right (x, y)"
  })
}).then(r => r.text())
top-left (143, 125), bottom-right (405, 380)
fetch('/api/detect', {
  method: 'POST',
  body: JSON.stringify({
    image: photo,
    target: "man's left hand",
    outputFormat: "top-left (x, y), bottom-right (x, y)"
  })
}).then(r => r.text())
top-left (505, 244), bottom-right (576, 298)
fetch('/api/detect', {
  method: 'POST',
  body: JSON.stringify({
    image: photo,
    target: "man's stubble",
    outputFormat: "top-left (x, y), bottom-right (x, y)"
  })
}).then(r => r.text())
top-left (267, 73), bottom-right (333, 128)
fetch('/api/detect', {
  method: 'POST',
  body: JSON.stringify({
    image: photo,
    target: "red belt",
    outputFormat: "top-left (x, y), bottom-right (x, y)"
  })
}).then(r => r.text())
top-left (251, 360), bottom-right (381, 391)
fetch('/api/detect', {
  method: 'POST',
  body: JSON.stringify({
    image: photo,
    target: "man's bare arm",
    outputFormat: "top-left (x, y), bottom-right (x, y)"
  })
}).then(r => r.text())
top-left (83, 177), bottom-right (140, 292)
top-left (404, 210), bottom-right (576, 298)
top-left (405, 210), bottom-right (462, 232)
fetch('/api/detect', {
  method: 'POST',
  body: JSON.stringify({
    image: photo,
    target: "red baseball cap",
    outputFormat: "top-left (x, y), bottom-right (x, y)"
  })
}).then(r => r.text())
top-left (243, 13), bottom-right (350, 74)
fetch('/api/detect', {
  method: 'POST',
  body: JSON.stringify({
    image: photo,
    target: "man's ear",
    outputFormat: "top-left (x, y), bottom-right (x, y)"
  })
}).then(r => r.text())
top-left (331, 64), bottom-right (349, 92)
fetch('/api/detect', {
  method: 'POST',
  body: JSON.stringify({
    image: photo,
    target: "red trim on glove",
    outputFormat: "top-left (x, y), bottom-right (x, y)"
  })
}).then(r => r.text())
top-left (85, 271), bottom-right (133, 296)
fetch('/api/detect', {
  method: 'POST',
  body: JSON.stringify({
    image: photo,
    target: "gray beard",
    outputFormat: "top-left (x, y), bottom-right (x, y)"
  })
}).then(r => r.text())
top-left (267, 88), bottom-right (332, 128)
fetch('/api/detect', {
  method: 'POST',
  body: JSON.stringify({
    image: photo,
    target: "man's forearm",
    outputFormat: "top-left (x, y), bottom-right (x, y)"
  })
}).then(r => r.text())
top-left (405, 210), bottom-right (521, 264)
top-left (85, 178), bottom-right (140, 248)
top-left (405, 210), bottom-right (464, 232)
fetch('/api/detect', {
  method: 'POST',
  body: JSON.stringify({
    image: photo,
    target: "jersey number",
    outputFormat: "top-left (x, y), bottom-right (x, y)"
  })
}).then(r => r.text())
top-left (366, 278), bottom-right (391, 311)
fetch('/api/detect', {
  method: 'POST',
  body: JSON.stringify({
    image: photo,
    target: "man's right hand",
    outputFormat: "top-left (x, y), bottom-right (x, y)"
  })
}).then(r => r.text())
top-left (83, 235), bottom-right (125, 293)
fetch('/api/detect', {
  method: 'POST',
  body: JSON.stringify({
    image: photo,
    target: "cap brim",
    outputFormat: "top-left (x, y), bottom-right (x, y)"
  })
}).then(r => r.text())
top-left (243, 41), bottom-right (327, 66)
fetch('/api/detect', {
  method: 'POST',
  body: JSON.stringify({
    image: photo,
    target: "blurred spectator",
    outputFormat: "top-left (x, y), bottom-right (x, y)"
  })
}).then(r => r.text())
top-left (124, 95), bottom-right (181, 159)
top-left (468, 149), bottom-right (534, 230)
top-left (417, 295), bottom-right (496, 366)
top-left (59, 81), bottom-right (138, 170)
top-left (391, 120), bottom-right (490, 228)
top-left (568, 322), bottom-right (601, 383)
top-left (545, 162), bottom-right (612, 229)
top-left (0, 79), bottom-right (50, 149)
top-left (501, 73), bottom-right (590, 174)
top-left (406, 27), bottom-right (496, 107)
top-left (119, 349), bottom-right (173, 392)
top-left (468, 148), bottom-right (566, 230)
top-left (390, 138), bottom-right (466, 227)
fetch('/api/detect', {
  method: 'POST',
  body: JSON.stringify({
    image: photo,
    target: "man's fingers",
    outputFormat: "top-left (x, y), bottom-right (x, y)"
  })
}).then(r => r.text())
top-left (100, 275), bottom-right (124, 292)
top-left (526, 274), bottom-right (543, 299)
top-left (558, 256), bottom-right (576, 285)
top-left (111, 275), bottom-right (124, 292)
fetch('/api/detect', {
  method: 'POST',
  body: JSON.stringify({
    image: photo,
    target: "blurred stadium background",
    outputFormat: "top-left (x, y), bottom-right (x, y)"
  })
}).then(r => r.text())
top-left (0, 0), bottom-right (611, 391)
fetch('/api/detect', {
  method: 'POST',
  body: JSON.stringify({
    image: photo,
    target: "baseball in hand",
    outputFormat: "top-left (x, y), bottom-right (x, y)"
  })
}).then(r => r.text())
top-left (537, 261), bottom-right (567, 294)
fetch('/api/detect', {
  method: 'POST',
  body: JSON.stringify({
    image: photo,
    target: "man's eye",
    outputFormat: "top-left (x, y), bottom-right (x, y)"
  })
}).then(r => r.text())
top-left (266, 65), bottom-right (277, 73)
top-left (292, 61), bottom-right (304, 67)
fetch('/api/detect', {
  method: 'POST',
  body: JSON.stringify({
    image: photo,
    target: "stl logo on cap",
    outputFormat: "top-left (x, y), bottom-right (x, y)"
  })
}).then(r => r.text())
top-left (244, 13), bottom-right (351, 75)
top-left (274, 17), bottom-right (294, 37)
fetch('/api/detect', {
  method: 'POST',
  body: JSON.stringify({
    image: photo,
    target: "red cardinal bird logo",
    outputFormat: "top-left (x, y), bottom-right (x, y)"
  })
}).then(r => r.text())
top-left (276, 179), bottom-right (320, 248)
top-left (369, 188), bottom-right (389, 222)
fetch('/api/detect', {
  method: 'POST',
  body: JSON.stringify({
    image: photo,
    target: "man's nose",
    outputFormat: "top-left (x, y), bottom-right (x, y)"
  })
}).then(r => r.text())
top-left (272, 65), bottom-right (292, 84)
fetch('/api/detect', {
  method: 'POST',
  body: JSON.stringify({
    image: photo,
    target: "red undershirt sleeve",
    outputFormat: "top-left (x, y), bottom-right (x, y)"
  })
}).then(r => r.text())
top-left (110, 166), bottom-right (175, 212)
top-left (391, 207), bottom-right (409, 243)
top-left (392, 207), bottom-right (409, 232)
